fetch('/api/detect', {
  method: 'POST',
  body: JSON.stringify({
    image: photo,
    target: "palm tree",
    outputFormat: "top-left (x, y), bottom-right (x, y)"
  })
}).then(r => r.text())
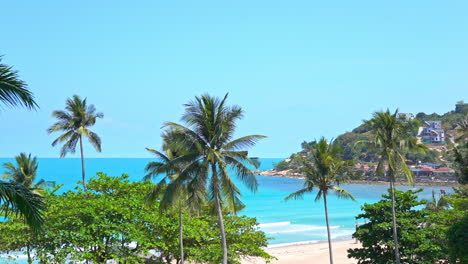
top-left (365, 109), bottom-right (425, 264)
top-left (2, 153), bottom-right (53, 195)
top-left (48, 95), bottom-right (103, 191)
top-left (0, 56), bottom-right (37, 109)
top-left (163, 94), bottom-right (265, 264)
top-left (285, 138), bottom-right (355, 264)
top-left (425, 190), bottom-right (449, 212)
top-left (144, 130), bottom-right (204, 264)
top-left (0, 57), bottom-right (43, 230)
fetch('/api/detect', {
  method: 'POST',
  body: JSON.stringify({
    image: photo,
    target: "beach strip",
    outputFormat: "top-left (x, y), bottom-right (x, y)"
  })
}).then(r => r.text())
top-left (242, 239), bottom-right (360, 264)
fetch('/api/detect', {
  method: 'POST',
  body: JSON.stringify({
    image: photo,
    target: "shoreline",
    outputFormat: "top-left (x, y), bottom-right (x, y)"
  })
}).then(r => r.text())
top-left (243, 238), bottom-right (360, 264)
top-left (254, 170), bottom-right (460, 187)
top-left (266, 236), bottom-right (353, 249)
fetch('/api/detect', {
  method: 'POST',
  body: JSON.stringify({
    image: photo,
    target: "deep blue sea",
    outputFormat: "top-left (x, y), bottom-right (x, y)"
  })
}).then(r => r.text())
top-left (0, 158), bottom-right (453, 263)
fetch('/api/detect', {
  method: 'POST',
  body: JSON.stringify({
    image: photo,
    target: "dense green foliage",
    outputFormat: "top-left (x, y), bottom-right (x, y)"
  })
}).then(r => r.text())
top-left (348, 190), bottom-right (439, 264)
top-left (348, 189), bottom-right (468, 264)
top-left (446, 214), bottom-right (468, 262)
top-left (0, 173), bottom-right (272, 264)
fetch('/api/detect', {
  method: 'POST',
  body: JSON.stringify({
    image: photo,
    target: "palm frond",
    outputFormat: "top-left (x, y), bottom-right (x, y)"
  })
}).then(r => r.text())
top-left (59, 134), bottom-right (79, 158)
top-left (223, 135), bottom-right (266, 151)
top-left (219, 163), bottom-right (242, 214)
top-left (87, 131), bottom-right (102, 152)
top-left (284, 186), bottom-right (313, 201)
top-left (397, 152), bottom-right (414, 185)
top-left (329, 185), bottom-right (357, 201)
top-left (224, 156), bottom-right (258, 192)
top-left (0, 181), bottom-right (44, 230)
top-left (0, 58), bottom-right (38, 109)
top-left (314, 189), bottom-right (324, 202)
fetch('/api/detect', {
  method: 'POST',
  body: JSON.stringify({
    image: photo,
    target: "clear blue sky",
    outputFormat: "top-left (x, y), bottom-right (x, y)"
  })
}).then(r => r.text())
top-left (1, 1), bottom-right (467, 158)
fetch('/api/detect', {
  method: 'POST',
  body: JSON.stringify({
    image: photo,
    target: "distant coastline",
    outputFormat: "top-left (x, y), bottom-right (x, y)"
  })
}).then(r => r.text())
top-left (254, 169), bottom-right (460, 187)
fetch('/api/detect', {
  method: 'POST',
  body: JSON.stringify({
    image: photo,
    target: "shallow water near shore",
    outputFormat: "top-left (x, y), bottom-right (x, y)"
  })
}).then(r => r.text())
top-left (0, 158), bottom-right (453, 262)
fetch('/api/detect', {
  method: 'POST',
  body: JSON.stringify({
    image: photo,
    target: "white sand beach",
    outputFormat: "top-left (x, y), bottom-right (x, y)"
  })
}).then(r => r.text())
top-left (242, 240), bottom-right (360, 264)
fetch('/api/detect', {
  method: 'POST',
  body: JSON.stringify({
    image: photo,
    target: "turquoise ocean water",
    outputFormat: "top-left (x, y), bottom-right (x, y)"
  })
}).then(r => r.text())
top-left (0, 158), bottom-right (453, 262)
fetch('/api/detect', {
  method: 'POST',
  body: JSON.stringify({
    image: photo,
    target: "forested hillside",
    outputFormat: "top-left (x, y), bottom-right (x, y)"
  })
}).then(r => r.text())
top-left (275, 101), bottom-right (467, 171)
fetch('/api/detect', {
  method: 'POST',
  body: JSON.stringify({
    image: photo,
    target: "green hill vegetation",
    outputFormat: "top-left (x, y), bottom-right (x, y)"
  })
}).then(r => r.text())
top-left (275, 101), bottom-right (468, 172)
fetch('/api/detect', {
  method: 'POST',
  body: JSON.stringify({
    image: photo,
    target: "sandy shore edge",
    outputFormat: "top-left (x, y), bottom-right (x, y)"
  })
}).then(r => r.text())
top-left (242, 239), bottom-right (360, 264)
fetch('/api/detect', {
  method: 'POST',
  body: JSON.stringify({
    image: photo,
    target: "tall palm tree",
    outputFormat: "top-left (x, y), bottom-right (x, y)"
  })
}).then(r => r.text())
top-left (163, 94), bottom-right (265, 264)
top-left (48, 95), bottom-right (103, 191)
top-left (0, 57), bottom-right (38, 110)
top-left (2, 153), bottom-right (53, 195)
top-left (365, 109), bottom-right (425, 264)
top-left (144, 130), bottom-right (204, 264)
top-left (285, 138), bottom-right (355, 264)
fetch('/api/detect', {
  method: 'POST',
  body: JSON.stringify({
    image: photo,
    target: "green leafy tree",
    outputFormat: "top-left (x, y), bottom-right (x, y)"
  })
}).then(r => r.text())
top-left (47, 95), bottom-right (103, 190)
top-left (285, 138), bottom-right (355, 264)
top-left (426, 192), bottom-right (468, 263)
top-left (0, 56), bottom-right (37, 109)
top-left (446, 214), bottom-right (468, 263)
top-left (0, 217), bottom-right (35, 263)
top-left (348, 189), bottom-right (442, 264)
top-left (35, 173), bottom-right (161, 263)
top-left (365, 109), bottom-right (425, 264)
top-left (273, 160), bottom-right (289, 171)
top-left (163, 94), bottom-right (265, 264)
top-left (0, 173), bottom-right (272, 264)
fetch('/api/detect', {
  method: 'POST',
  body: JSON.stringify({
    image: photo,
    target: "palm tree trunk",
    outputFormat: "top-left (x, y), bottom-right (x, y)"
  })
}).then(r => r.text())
top-left (389, 178), bottom-right (401, 264)
top-left (179, 207), bottom-right (185, 264)
top-left (323, 193), bottom-right (334, 264)
top-left (215, 192), bottom-right (228, 264)
top-left (27, 244), bottom-right (32, 264)
top-left (212, 163), bottom-right (228, 264)
top-left (79, 135), bottom-right (87, 191)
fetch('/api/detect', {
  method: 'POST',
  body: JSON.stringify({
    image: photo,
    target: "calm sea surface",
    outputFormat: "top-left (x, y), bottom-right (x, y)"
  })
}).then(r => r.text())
top-left (0, 158), bottom-right (453, 262)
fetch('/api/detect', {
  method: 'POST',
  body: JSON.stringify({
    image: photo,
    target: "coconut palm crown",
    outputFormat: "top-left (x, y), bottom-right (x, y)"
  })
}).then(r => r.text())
top-left (0, 57), bottom-right (37, 109)
top-left (163, 93), bottom-right (265, 264)
top-left (47, 95), bottom-right (103, 190)
top-left (285, 138), bottom-right (355, 264)
top-left (2, 153), bottom-right (52, 195)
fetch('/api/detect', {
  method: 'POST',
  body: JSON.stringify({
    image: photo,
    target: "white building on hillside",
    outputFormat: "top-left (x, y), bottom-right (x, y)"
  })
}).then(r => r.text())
top-left (420, 121), bottom-right (445, 144)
